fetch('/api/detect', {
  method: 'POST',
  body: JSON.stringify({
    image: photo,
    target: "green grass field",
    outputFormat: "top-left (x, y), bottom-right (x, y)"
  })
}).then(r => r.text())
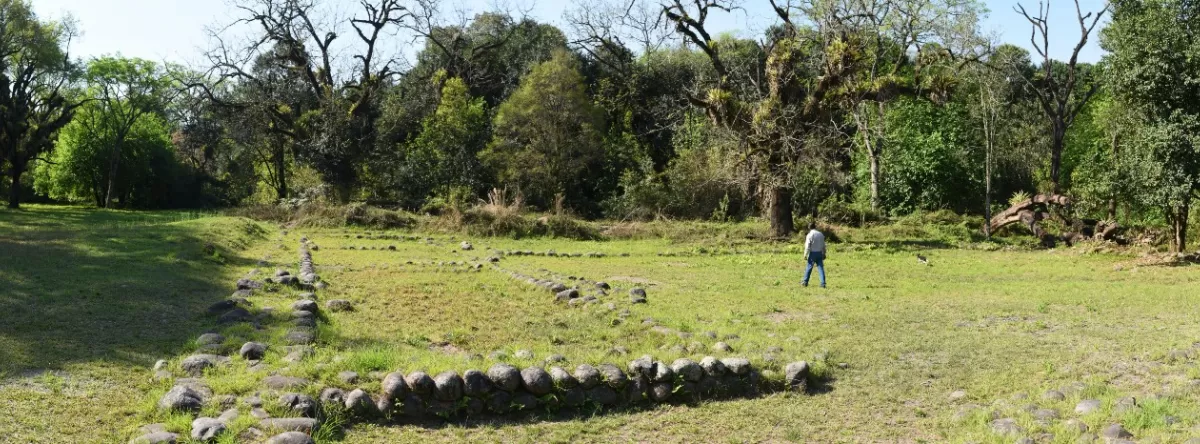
top-left (3, 206), bottom-right (1200, 443)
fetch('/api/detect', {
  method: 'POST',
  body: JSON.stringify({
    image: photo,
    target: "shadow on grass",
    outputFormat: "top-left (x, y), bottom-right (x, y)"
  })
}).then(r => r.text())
top-left (0, 206), bottom-right (262, 375)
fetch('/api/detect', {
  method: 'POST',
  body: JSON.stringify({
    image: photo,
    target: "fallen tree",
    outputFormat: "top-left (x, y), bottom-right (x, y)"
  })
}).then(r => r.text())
top-left (985, 194), bottom-right (1123, 247)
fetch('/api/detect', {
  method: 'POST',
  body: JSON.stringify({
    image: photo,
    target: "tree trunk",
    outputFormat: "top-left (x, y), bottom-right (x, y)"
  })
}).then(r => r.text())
top-left (1049, 121), bottom-right (1066, 194)
top-left (273, 145), bottom-right (288, 200)
top-left (766, 186), bottom-right (795, 239)
top-left (8, 167), bottom-right (22, 209)
top-left (1107, 132), bottom-right (1119, 221)
top-left (983, 107), bottom-right (994, 240)
top-left (868, 147), bottom-right (880, 212)
top-left (1171, 198), bottom-right (1189, 253)
top-left (104, 142), bottom-right (122, 208)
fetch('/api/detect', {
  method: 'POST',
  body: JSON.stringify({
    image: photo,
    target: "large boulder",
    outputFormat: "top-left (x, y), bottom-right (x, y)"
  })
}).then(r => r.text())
top-left (344, 389), bottom-right (377, 416)
top-left (291, 299), bottom-right (318, 313)
top-left (597, 364), bottom-right (628, 389)
top-left (671, 359), bottom-right (703, 382)
top-left (381, 372), bottom-right (407, 400)
top-left (784, 361), bottom-right (810, 392)
top-left (629, 288), bottom-right (647, 303)
top-left (259, 417), bottom-right (318, 433)
top-left (549, 366), bottom-right (578, 389)
top-left (278, 393), bottom-right (318, 417)
top-left (722, 358), bottom-right (751, 375)
top-left (700, 356), bottom-right (727, 377)
top-left (405, 371), bottom-right (435, 397)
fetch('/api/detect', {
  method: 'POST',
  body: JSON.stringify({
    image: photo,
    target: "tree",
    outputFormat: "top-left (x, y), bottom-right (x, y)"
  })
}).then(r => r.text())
top-left (1014, 0), bottom-right (1107, 193)
top-left (661, 0), bottom-right (866, 237)
top-left (84, 57), bottom-right (170, 208)
top-left (399, 75), bottom-right (488, 203)
top-left (1103, 0), bottom-right (1200, 252)
top-left (0, 0), bottom-right (79, 209)
top-left (481, 50), bottom-right (605, 209)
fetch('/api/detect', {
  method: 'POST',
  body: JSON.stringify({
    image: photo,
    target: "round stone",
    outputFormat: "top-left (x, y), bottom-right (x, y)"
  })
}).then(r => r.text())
top-left (549, 366), bottom-right (578, 389)
top-left (433, 371), bottom-right (464, 401)
top-left (574, 364), bottom-right (601, 389)
top-left (520, 367), bottom-right (553, 396)
top-left (190, 417), bottom-right (226, 441)
top-left (1075, 399), bottom-right (1102, 414)
top-left (700, 356), bottom-right (727, 377)
top-left (325, 299), bottom-right (353, 312)
top-left (487, 364), bottom-right (522, 392)
top-left (239, 342), bottom-right (267, 360)
top-left (266, 431), bottom-right (315, 444)
top-left (1100, 424), bottom-right (1132, 439)
top-left (650, 382), bottom-right (672, 402)
top-left (712, 342), bottom-right (733, 353)
top-left (721, 357), bottom-right (751, 375)
top-left (462, 369), bottom-right (492, 397)
top-left (381, 372), bottom-right (407, 399)
top-left (1042, 390), bottom-right (1065, 401)
top-left (671, 359), bottom-right (703, 382)
top-left (596, 364), bottom-right (627, 389)
top-left (405, 371), bottom-right (435, 396)
top-left (337, 371), bottom-right (359, 384)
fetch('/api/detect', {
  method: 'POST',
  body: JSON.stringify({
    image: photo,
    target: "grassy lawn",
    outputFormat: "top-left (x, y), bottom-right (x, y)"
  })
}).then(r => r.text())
top-left (3, 206), bottom-right (1200, 443)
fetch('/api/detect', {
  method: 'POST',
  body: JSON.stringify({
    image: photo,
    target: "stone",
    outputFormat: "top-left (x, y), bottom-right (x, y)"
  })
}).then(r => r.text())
top-left (555, 289), bottom-right (580, 302)
top-left (405, 371), bottom-right (435, 397)
top-left (521, 367), bottom-right (554, 396)
top-left (217, 307), bottom-right (253, 324)
top-left (487, 391), bottom-right (513, 414)
top-left (785, 361), bottom-right (810, 391)
top-left (291, 299), bottom-right (318, 313)
top-left (488, 364), bottom-right (522, 392)
top-left (129, 432), bottom-right (178, 444)
top-left (1075, 399), bottom-right (1102, 414)
top-left (181, 354), bottom-right (228, 377)
top-left (265, 431), bottom-right (315, 444)
top-left (282, 346), bottom-right (312, 363)
top-left (722, 357), bottom-right (751, 375)
top-left (1063, 419), bottom-right (1089, 433)
top-left (586, 385), bottom-right (620, 405)
top-left (549, 366), bottom-right (578, 389)
top-left (460, 369), bottom-right (491, 397)
top-left (596, 282), bottom-right (611, 290)
top-left (545, 354), bottom-right (567, 364)
top-left (1114, 396), bottom-right (1138, 413)
top-left (700, 356), bottom-right (728, 377)
top-left (712, 342), bottom-right (733, 353)
top-left (574, 364), bottom-right (601, 389)
top-left (197, 333), bottom-right (225, 346)
top-left (649, 361), bottom-right (674, 383)
top-left (153, 360), bottom-right (168, 371)
top-left (461, 241), bottom-right (473, 251)
top-left (948, 390), bottom-right (967, 402)
top-left (514, 349), bottom-right (534, 360)
top-left (278, 393), bottom-right (317, 417)
top-left (597, 363), bottom-right (628, 389)
top-left (630, 288), bottom-right (647, 303)
top-left (1032, 408), bottom-right (1058, 421)
top-left (382, 372), bottom-right (407, 399)
top-left (1100, 424), bottom-right (1132, 439)
top-left (667, 359), bottom-right (702, 382)
top-left (1042, 390), bottom-right (1065, 401)
top-left (512, 391), bottom-right (539, 411)
top-left (237, 278), bottom-right (263, 290)
top-left (338, 370), bottom-right (359, 384)
top-left (190, 417), bottom-right (226, 441)
top-left (345, 389), bottom-right (377, 416)
top-left (562, 387), bottom-right (586, 407)
top-left (284, 328), bottom-right (315, 345)
top-left (325, 299), bottom-right (353, 312)
top-left (990, 418), bottom-right (1022, 435)
top-left (319, 388), bottom-right (345, 405)
top-left (626, 375), bottom-right (648, 403)
top-left (650, 382), bottom-right (672, 402)
top-left (158, 385), bottom-right (205, 412)
top-left (628, 356), bottom-right (653, 377)
top-left (239, 342), bottom-right (267, 360)
top-left (433, 371), bottom-right (464, 401)
top-left (263, 375), bottom-right (309, 390)
top-left (217, 408), bottom-right (239, 422)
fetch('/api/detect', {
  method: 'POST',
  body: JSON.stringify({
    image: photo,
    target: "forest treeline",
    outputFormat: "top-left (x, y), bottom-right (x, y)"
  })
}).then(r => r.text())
top-left (3, 0), bottom-right (1200, 249)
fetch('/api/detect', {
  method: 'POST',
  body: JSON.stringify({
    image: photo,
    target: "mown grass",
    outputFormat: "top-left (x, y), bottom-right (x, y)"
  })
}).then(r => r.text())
top-left (4, 205), bottom-right (1200, 443)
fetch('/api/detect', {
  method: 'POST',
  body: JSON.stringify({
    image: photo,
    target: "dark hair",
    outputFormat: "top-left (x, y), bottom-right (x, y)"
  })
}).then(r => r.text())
top-left (808, 221), bottom-right (817, 230)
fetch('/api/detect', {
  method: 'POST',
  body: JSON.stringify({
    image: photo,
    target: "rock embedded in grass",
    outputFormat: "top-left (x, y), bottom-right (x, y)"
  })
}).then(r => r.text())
top-left (1100, 424), bottom-right (1132, 439)
top-left (338, 371), bottom-right (359, 384)
top-left (555, 289), bottom-right (579, 302)
top-left (181, 354), bottom-right (229, 377)
top-left (319, 388), bottom-right (345, 405)
top-left (240, 342), bottom-right (267, 360)
top-left (325, 299), bottom-right (353, 312)
top-left (190, 417), bottom-right (227, 441)
top-left (1041, 390), bottom-right (1065, 401)
top-left (158, 384), bottom-right (206, 412)
top-left (218, 307), bottom-right (253, 324)
top-left (265, 431), bottom-right (315, 444)
top-left (284, 328), bottom-right (315, 345)
top-left (1032, 408), bottom-right (1058, 422)
top-left (264, 376), bottom-right (309, 390)
top-left (784, 361), bottom-right (810, 391)
top-left (1063, 419), bottom-right (1089, 433)
top-left (129, 431), bottom-right (178, 444)
top-left (629, 288), bottom-right (647, 304)
top-left (1075, 399), bottom-right (1101, 414)
top-left (722, 358), bottom-right (751, 376)
top-left (947, 390), bottom-right (967, 402)
top-left (712, 342), bottom-right (733, 353)
top-left (989, 417), bottom-right (1022, 435)
top-left (381, 372), bottom-right (407, 399)
top-left (196, 333), bottom-right (225, 346)
top-left (344, 389), bottom-right (377, 416)
top-left (514, 349), bottom-right (534, 360)
top-left (291, 299), bottom-right (318, 313)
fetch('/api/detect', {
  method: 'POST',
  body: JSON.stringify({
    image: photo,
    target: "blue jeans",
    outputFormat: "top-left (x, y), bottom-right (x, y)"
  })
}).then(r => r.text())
top-left (803, 251), bottom-right (826, 287)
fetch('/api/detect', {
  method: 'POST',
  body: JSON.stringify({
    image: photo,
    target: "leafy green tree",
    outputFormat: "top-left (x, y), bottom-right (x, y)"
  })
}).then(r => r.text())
top-left (481, 50), bottom-right (605, 210)
top-left (35, 104), bottom-right (176, 207)
top-left (1103, 0), bottom-right (1200, 251)
top-left (398, 75), bottom-right (488, 205)
top-left (0, 0), bottom-right (79, 208)
top-left (83, 56), bottom-right (170, 208)
top-left (876, 98), bottom-right (980, 214)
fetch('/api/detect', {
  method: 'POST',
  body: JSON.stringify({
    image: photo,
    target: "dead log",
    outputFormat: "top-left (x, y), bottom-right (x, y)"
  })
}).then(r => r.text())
top-left (985, 194), bottom-right (1071, 236)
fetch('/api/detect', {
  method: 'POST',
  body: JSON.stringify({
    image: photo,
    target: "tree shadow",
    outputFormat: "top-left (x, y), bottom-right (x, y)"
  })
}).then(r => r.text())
top-left (0, 206), bottom-right (261, 375)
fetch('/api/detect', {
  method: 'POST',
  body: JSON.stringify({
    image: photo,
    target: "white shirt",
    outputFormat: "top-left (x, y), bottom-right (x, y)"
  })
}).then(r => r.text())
top-left (804, 229), bottom-right (826, 254)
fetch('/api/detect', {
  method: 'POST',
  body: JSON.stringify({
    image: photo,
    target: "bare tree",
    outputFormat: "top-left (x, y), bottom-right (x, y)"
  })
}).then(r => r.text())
top-left (1015, 0), bottom-right (1107, 194)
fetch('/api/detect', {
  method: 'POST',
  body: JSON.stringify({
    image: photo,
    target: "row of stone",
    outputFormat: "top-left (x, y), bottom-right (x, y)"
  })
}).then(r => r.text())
top-left (133, 238), bottom-right (327, 444)
top-left (493, 265), bottom-right (648, 306)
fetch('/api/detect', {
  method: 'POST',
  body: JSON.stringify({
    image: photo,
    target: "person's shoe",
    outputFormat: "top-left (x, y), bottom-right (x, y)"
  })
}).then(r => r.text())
top-left (820, 284), bottom-right (826, 288)
top-left (800, 282), bottom-right (808, 287)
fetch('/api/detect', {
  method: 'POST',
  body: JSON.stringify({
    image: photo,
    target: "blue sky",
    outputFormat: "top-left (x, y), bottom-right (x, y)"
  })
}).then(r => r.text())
top-left (34, 0), bottom-right (1109, 65)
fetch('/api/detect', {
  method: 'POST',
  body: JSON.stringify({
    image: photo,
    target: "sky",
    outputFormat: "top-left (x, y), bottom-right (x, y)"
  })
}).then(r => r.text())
top-left (33, 0), bottom-right (1111, 66)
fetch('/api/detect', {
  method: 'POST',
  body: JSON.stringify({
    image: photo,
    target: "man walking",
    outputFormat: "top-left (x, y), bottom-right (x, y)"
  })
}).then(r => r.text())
top-left (802, 221), bottom-right (827, 288)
